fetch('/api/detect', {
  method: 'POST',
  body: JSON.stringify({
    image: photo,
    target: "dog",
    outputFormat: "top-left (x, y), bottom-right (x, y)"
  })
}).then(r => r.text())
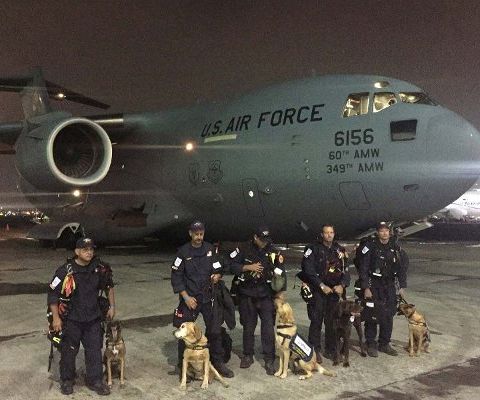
top-left (274, 298), bottom-right (335, 380)
top-left (173, 322), bottom-right (229, 390)
top-left (397, 303), bottom-right (430, 356)
top-left (104, 320), bottom-right (126, 387)
top-left (332, 300), bottom-right (365, 367)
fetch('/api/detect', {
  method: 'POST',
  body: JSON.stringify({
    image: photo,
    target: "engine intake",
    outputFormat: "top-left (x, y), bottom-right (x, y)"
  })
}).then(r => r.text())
top-left (15, 117), bottom-right (112, 191)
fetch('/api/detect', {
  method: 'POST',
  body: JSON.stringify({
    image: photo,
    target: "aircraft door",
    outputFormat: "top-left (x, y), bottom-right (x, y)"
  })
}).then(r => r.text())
top-left (339, 181), bottom-right (370, 210)
top-left (242, 178), bottom-right (265, 217)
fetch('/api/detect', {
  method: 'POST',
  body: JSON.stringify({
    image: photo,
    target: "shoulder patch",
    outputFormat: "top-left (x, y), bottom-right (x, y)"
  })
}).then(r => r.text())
top-left (207, 250), bottom-right (212, 257)
top-left (50, 276), bottom-right (61, 290)
top-left (304, 248), bottom-right (313, 258)
top-left (362, 246), bottom-right (369, 254)
top-left (230, 248), bottom-right (239, 258)
top-left (213, 261), bottom-right (222, 270)
top-left (174, 257), bottom-right (182, 267)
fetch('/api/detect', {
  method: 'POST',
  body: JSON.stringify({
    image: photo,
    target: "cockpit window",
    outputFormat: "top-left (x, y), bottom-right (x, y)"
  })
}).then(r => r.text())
top-left (342, 93), bottom-right (369, 117)
top-left (399, 92), bottom-right (436, 106)
top-left (373, 92), bottom-right (396, 113)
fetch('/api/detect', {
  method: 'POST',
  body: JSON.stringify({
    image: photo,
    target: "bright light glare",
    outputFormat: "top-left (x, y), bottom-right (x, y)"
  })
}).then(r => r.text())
top-left (185, 142), bottom-right (194, 151)
top-left (72, 189), bottom-right (81, 197)
top-left (374, 81), bottom-right (389, 88)
top-left (56, 92), bottom-right (66, 99)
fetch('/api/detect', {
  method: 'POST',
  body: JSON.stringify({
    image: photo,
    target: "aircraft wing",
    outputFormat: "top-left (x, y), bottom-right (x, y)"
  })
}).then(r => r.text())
top-left (355, 220), bottom-right (433, 240)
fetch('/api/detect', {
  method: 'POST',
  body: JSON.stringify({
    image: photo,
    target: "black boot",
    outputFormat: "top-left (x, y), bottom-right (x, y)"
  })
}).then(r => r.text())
top-left (213, 361), bottom-right (234, 378)
top-left (378, 344), bottom-right (398, 356)
top-left (60, 380), bottom-right (73, 395)
top-left (265, 359), bottom-right (275, 376)
top-left (240, 355), bottom-right (254, 369)
top-left (86, 381), bottom-right (110, 396)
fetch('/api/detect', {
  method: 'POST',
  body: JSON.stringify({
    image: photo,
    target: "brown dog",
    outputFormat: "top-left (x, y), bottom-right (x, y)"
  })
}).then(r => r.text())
top-left (274, 298), bottom-right (336, 380)
top-left (397, 303), bottom-right (430, 356)
top-left (332, 300), bottom-right (364, 367)
top-left (174, 322), bottom-right (229, 390)
top-left (104, 320), bottom-right (126, 387)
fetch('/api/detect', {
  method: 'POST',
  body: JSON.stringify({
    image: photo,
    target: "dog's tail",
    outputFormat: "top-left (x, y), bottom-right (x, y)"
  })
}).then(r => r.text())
top-left (209, 364), bottom-right (229, 388)
top-left (316, 364), bottom-right (336, 377)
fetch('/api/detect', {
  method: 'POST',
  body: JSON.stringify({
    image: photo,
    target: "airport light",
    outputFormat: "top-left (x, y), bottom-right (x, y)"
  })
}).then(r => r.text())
top-left (374, 81), bottom-right (389, 89)
top-left (185, 142), bottom-right (195, 152)
top-left (72, 189), bottom-right (81, 197)
top-left (56, 92), bottom-right (66, 99)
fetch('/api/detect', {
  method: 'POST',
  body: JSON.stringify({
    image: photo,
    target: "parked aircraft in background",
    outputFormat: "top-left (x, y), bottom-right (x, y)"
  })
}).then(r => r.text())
top-left (432, 189), bottom-right (480, 222)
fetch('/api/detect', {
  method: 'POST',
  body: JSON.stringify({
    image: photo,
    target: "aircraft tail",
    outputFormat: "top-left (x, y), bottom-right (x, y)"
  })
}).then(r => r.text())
top-left (0, 67), bottom-right (110, 120)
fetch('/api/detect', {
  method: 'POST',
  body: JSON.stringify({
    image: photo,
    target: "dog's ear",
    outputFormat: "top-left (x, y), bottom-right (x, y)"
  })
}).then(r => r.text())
top-left (193, 324), bottom-right (202, 341)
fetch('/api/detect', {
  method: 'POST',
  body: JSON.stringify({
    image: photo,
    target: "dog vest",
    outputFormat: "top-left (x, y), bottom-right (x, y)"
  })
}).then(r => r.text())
top-left (288, 333), bottom-right (314, 362)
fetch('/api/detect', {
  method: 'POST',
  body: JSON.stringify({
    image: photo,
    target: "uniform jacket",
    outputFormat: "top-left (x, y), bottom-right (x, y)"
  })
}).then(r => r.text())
top-left (47, 256), bottom-right (114, 322)
top-left (210, 280), bottom-right (236, 334)
top-left (170, 241), bottom-right (222, 303)
top-left (358, 237), bottom-right (408, 289)
top-left (227, 241), bottom-right (286, 298)
top-left (299, 241), bottom-right (350, 291)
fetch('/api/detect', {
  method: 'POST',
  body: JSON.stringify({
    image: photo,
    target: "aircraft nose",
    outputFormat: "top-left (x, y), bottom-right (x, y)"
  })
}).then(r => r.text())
top-left (426, 111), bottom-right (480, 178)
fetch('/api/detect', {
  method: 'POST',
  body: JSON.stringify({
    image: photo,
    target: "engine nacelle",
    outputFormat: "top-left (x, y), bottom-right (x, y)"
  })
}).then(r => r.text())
top-left (15, 117), bottom-right (112, 191)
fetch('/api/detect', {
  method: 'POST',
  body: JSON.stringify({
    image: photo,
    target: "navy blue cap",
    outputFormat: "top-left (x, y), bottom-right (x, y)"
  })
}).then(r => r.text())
top-left (189, 220), bottom-right (205, 231)
top-left (255, 226), bottom-right (272, 242)
top-left (75, 237), bottom-right (96, 249)
top-left (376, 221), bottom-right (390, 230)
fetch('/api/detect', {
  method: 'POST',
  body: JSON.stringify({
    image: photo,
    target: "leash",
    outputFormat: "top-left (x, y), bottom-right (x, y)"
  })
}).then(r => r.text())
top-left (47, 342), bottom-right (54, 372)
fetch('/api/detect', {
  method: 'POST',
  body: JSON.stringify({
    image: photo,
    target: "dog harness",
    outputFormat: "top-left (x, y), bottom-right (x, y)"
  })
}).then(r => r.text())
top-left (276, 324), bottom-right (295, 345)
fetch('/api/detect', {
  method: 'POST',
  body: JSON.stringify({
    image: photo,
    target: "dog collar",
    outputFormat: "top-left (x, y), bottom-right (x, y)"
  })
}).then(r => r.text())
top-left (408, 320), bottom-right (427, 327)
top-left (186, 344), bottom-right (209, 350)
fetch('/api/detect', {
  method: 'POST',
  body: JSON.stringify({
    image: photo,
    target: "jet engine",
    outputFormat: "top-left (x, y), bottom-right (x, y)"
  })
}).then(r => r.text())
top-left (15, 117), bottom-right (112, 192)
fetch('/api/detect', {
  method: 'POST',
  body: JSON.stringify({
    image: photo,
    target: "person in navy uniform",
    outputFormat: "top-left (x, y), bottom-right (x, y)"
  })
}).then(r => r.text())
top-left (298, 224), bottom-right (350, 362)
top-left (358, 222), bottom-right (408, 357)
top-left (171, 221), bottom-right (234, 378)
top-left (228, 226), bottom-right (286, 375)
top-left (47, 237), bottom-right (114, 396)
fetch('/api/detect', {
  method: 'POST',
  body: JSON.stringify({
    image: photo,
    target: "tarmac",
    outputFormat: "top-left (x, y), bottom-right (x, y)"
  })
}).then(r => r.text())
top-left (0, 232), bottom-right (479, 400)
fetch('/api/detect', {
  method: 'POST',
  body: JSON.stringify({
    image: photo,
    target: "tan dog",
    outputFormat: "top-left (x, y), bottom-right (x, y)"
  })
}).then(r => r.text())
top-left (397, 303), bottom-right (430, 356)
top-left (174, 322), bottom-right (229, 390)
top-left (274, 299), bottom-right (336, 380)
top-left (104, 320), bottom-right (126, 387)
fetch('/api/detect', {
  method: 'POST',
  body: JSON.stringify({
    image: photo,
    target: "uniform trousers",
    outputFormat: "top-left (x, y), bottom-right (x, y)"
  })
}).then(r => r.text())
top-left (60, 318), bottom-right (103, 384)
top-left (238, 294), bottom-right (275, 361)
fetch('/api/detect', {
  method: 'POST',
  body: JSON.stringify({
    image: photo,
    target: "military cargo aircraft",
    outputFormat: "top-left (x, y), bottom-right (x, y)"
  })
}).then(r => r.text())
top-left (0, 68), bottom-right (479, 245)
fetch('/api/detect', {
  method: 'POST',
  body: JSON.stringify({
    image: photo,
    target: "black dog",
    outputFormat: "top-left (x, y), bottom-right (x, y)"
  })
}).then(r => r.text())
top-left (333, 300), bottom-right (366, 367)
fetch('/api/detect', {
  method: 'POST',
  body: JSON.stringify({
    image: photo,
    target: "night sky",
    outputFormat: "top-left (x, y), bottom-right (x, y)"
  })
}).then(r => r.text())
top-left (0, 0), bottom-right (479, 207)
top-left (0, 0), bottom-right (479, 126)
